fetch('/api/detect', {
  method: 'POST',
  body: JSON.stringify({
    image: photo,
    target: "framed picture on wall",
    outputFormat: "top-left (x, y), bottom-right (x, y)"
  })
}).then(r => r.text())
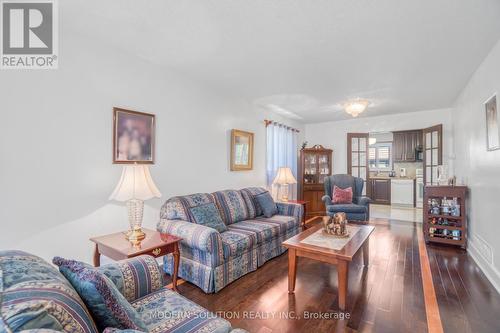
top-left (113, 108), bottom-right (155, 164)
top-left (230, 129), bottom-right (254, 171)
top-left (485, 94), bottom-right (500, 151)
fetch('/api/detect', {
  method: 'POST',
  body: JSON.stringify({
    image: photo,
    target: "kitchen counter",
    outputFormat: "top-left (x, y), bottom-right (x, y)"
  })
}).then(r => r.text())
top-left (370, 176), bottom-right (415, 180)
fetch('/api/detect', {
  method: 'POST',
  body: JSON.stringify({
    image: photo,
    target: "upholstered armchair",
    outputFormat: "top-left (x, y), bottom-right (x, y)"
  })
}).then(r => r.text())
top-left (321, 174), bottom-right (371, 222)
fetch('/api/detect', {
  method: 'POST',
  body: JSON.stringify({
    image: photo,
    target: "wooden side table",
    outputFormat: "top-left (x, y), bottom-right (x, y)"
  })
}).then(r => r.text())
top-left (90, 228), bottom-right (182, 291)
top-left (287, 200), bottom-right (308, 229)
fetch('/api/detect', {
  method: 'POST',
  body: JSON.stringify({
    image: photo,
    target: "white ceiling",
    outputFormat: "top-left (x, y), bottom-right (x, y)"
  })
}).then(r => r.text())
top-left (63, 0), bottom-right (500, 123)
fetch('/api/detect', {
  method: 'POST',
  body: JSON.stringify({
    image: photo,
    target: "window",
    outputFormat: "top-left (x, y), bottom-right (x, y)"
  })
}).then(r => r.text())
top-left (369, 143), bottom-right (392, 170)
top-left (266, 121), bottom-right (298, 199)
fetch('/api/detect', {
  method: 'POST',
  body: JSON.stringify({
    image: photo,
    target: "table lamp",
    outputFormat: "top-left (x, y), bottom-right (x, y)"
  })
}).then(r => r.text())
top-left (273, 167), bottom-right (297, 202)
top-left (109, 165), bottom-right (161, 242)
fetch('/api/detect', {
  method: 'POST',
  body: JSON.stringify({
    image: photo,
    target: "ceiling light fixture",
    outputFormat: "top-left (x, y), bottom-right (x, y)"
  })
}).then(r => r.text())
top-left (344, 99), bottom-right (369, 117)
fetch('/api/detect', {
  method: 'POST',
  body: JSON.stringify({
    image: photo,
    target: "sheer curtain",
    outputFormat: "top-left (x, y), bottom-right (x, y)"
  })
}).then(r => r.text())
top-left (266, 122), bottom-right (298, 200)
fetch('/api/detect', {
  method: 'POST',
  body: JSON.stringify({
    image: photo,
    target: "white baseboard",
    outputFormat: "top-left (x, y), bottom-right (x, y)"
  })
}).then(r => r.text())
top-left (468, 242), bottom-right (500, 294)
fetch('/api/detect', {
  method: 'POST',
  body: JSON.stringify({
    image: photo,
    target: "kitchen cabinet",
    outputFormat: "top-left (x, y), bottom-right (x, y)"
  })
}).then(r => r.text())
top-left (368, 178), bottom-right (391, 205)
top-left (393, 130), bottom-right (423, 162)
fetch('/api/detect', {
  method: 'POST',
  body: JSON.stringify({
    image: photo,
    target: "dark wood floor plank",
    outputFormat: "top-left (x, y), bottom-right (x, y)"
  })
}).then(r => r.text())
top-left (167, 219), bottom-right (500, 333)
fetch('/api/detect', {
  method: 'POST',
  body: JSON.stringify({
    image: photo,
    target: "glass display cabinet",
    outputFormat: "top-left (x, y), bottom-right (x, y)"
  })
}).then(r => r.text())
top-left (298, 145), bottom-right (333, 218)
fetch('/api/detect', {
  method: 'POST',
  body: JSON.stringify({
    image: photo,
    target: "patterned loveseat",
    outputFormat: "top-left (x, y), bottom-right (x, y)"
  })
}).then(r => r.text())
top-left (158, 187), bottom-right (303, 293)
top-left (0, 250), bottom-right (245, 333)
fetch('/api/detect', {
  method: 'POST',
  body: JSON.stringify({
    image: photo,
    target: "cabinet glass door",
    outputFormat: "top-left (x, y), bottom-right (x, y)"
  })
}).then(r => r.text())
top-left (304, 153), bottom-right (317, 184)
top-left (318, 153), bottom-right (330, 184)
top-left (348, 133), bottom-right (369, 195)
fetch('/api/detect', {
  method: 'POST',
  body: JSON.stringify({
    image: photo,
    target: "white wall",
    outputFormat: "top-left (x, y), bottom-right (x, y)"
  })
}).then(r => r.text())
top-left (0, 29), bottom-right (303, 264)
top-left (304, 108), bottom-right (454, 174)
top-left (452, 39), bottom-right (500, 292)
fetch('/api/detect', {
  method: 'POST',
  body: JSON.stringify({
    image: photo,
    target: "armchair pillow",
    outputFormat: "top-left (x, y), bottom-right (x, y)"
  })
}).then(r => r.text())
top-left (332, 185), bottom-right (353, 204)
top-left (189, 202), bottom-right (228, 233)
top-left (254, 191), bottom-right (278, 217)
top-left (53, 257), bottom-right (148, 332)
top-left (97, 255), bottom-right (165, 302)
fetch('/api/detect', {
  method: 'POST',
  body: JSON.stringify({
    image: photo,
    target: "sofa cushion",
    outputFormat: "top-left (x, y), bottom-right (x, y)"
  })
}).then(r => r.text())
top-left (240, 187), bottom-right (267, 218)
top-left (220, 230), bottom-right (256, 260)
top-left (160, 193), bottom-right (216, 222)
top-left (189, 202), bottom-right (228, 233)
top-left (0, 251), bottom-right (98, 333)
top-left (97, 255), bottom-right (165, 303)
top-left (212, 190), bottom-right (249, 225)
top-left (256, 215), bottom-right (299, 235)
top-left (327, 204), bottom-right (367, 214)
top-left (132, 288), bottom-right (232, 333)
top-left (254, 191), bottom-right (278, 217)
top-left (228, 220), bottom-right (281, 245)
top-left (53, 257), bottom-right (148, 332)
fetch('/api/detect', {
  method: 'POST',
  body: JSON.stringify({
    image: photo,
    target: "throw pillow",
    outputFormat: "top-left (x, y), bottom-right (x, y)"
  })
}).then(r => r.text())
top-left (52, 257), bottom-right (148, 332)
top-left (254, 191), bottom-right (278, 217)
top-left (332, 185), bottom-right (353, 204)
top-left (189, 202), bottom-right (228, 233)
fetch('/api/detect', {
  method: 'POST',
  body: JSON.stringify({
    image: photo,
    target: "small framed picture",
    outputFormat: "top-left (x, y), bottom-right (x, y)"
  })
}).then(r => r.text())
top-left (485, 94), bottom-right (500, 151)
top-left (113, 108), bottom-right (155, 164)
top-left (230, 129), bottom-right (254, 171)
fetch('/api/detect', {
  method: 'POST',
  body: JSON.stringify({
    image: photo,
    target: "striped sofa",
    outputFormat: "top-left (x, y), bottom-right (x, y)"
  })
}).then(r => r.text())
top-left (0, 251), bottom-right (246, 333)
top-left (158, 187), bottom-right (303, 293)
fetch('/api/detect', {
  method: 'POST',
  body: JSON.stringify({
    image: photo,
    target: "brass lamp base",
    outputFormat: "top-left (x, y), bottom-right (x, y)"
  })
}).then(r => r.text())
top-left (125, 227), bottom-right (146, 243)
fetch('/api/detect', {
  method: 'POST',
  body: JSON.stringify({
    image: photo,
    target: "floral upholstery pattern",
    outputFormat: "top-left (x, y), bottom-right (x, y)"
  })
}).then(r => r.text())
top-left (163, 255), bottom-right (214, 293)
top-left (220, 230), bottom-right (256, 260)
top-left (213, 250), bottom-right (257, 293)
top-left (0, 251), bottom-right (98, 333)
top-left (157, 219), bottom-right (224, 267)
top-left (189, 203), bottom-right (228, 233)
top-left (2, 252), bottom-right (242, 333)
top-left (276, 202), bottom-right (303, 224)
top-left (212, 190), bottom-right (249, 225)
top-left (227, 220), bottom-right (280, 245)
top-left (159, 189), bottom-right (304, 294)
top-left (160, 193), bottom-right (216, 222)
top-left (239, 187), bottom-right (267, 218)
top-left (132, 288), bottom-right (232, 333)
top-left (53, 257), bottom-right (148, 332)
top-left (97, 255), bottom-right (165, 303)
top-left (254, 191), bottom-right (278, 217)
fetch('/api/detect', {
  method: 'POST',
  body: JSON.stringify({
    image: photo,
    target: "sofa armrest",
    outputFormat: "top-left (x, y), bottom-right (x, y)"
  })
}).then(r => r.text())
top-left (97, 255), bottom-right (164, 302)
top-left (157, 219), bottom-right (223, 255)
top-left (321, 195), bottom-right (332, 205)
top-left (276, 202), bottom-right (303, 223)
top-left (354, 196), bottom-right (371, 206)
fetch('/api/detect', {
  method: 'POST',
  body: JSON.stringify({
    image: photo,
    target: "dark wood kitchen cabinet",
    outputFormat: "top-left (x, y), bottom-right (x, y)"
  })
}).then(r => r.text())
top-left (393, 130), bottom-right (423, 162)
top-left (368, 178), bottom-right (391, 205)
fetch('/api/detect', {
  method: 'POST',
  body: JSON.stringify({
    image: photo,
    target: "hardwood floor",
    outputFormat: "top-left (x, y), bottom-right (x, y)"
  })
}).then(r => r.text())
top-left (165, 219), bottom-right (500, 333)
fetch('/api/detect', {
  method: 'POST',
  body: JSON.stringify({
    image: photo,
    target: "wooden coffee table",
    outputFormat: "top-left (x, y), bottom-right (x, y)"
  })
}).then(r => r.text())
top-left (282, 222), bottom-right (374, 310)
top-left (90, 228), bottom-right (182, 291)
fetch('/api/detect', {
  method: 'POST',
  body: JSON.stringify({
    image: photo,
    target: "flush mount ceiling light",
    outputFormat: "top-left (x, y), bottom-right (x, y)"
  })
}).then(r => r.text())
top-left (344, 99), bottom-right (369, 117)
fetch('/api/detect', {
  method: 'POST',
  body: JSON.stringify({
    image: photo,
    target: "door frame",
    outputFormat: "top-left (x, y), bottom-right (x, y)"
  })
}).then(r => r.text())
top-left (422, 124), bottom-right (443, 186)
top-left (347, 133), bottom-right (369, 195)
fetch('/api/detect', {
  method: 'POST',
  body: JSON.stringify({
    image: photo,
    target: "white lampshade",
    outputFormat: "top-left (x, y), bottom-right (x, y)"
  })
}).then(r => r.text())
top-left (273, 167), bottom-right (297, 185)
top-left (109, 165), bottom-right (162, 202)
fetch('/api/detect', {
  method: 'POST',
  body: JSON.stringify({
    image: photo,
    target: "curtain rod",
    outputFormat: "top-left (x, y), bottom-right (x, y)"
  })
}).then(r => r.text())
top-left (264, 119), bottom-right (300, 133)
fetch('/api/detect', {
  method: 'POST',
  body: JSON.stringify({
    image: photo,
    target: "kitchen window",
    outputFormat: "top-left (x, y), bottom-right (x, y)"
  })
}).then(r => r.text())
top-left (369, 143), bottom-right (392, 170)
